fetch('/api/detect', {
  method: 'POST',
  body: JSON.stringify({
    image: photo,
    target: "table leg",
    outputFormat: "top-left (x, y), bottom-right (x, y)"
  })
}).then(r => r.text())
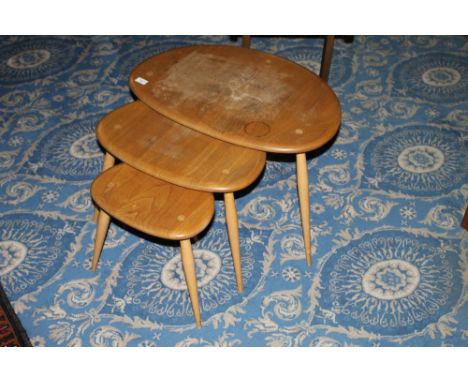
top-left (224, 192), bottom-right (244, 292)
top-left (92, 209), bottom-right (111, 271)
top-left (180, 239), bottom-right (202, 328)
top-left (296, 153), bottom-right (312, 266)
top-left (93, 152), bottom-right (116, 222)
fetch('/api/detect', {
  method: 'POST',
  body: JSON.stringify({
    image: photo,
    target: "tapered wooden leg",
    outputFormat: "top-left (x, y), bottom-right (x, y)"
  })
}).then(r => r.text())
top-left (180, 239), bottom-right (202, 328)
top-left (92, 152), bottom-right (116, 222)
top-left (296, 153), bottom-right (312, 266)
top-left (224, 192), bottom-right (244, 292)
top-left (320, 35), bottom-right (335, 83)
top-left (242, 35), bottom-right (251, 48)
top-left (92, 210), bottom-right (111, 272)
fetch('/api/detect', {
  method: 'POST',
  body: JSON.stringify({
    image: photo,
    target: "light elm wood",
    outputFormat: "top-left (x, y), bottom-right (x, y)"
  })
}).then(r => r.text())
top-left (93, 152), bottom-right (115, 222)
top-left (91, 164), bottom-right (214, 241)
top-left (97, 101), bottom-right (266, 193)
top-left (92, 210), bottom-right (111, 271)
top-left (180, 239), bottom-right (202, 328)
top-left (224, 192), bottom-right (243, 292)
top-left (129, 45), bottom-right (341, 154)
top-left (296, 153), bottom-right (311, 266)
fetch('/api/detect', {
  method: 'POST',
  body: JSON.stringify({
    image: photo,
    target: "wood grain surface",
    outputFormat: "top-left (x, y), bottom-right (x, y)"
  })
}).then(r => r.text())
top-left (130, 45), bottom-right (341, 154)
top-left (91, 164), bottom-right (214, 240)
top-left (97, 101), bottom-right (266, 192)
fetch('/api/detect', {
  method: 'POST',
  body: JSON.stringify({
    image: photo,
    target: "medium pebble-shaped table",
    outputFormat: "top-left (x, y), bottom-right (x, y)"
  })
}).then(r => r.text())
top-left (95, 101), bottom-right (266, 291)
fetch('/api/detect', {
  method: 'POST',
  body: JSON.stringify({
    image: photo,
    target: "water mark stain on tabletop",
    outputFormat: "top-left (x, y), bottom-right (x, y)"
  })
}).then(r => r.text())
top-left (243, 121), bottom-right (271, 137)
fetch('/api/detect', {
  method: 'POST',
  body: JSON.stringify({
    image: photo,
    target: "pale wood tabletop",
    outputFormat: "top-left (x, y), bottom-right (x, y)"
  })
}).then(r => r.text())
top-left (129, 45), bottom-right (341, 154)
top-left (91, 164), bottom-right (214, 241)
top-left (91, 164), bottom-right (212, 327)
top-left (97, 101), bottom-right (266, 193)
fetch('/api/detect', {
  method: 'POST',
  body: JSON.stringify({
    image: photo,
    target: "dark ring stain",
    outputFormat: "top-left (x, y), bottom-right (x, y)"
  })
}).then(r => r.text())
top-left (243, 121), bottom-right (271, 137)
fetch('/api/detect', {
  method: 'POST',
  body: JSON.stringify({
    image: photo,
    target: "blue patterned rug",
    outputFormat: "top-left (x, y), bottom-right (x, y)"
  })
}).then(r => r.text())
top-left (0, 35), bottom-right (467, 346)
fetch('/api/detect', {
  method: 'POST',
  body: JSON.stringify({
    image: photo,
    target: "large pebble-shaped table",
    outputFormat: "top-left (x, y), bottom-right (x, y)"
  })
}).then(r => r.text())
top-left (130, 45), bottom-right (341, 265)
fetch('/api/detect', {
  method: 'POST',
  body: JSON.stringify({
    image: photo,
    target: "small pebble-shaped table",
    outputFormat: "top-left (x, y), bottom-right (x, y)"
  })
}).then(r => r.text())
top-left (91, 164), bottom-right (215, 327)
top-left (129, 45), bottom-right (341, 265)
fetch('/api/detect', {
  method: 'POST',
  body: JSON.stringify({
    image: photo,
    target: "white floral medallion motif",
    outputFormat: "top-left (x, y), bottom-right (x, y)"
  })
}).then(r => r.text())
top-left (102, 226), bottom-right (266, 326)
top-left (161, 250), bottom-right (222, 290)
top-left (421, 67), bottom-right (461, 87)
top-left (28, 118), bottom-right (103, 181)
top-left (69, 133), bottom-right (102, 159)
top-left (392, 53), bottom-right (468, 103)
top-left (7, 49), bottom-right (51, 69)
top-left (397, 145), bottom-right (444, 173)
top-left (0, 213), bottom-right (84, 298)
top-left (362, 259), bottom-right (420, 300)
top-left (363, 125), bottom-right (466, 196)
top-left (0, 37), bottom-right (81, 84)
top-left (0, 240), bottom-right (28, 276)
top-left (314, 230), bottom-right (463, 336)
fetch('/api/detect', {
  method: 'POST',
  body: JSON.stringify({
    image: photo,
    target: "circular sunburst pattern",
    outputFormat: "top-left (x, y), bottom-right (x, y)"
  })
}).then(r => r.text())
top-left (397, 145), bottom-right (445, 174)
top-left (101, 226), bottom-right (266, 325)
top-left (160, 249), bottom-right (222, 290)
top-left (0, 240), bottom-right (28, 276)
top-left (7, 49), bottom-right (51, 69)
top-left (69, 133), bottom-right (102, 159)
top-left (27, 118), bottom-right (103, 181)
top-left (315, 230), bottom-right (462, 336)
top-left (363, 125), bottom-right (467, 196)
top-left (0, 213), bottom-right (84, 299)
top-left (362, 259), bottom-right (420, 300)
top-left (276, 45), bottom-right (352, 87)
top-left (421, 67), bottom-right (461, 87)
top-left (0, 37), bottom-right (81, 85)
top-left (392, 53), bottom-right (468, 103)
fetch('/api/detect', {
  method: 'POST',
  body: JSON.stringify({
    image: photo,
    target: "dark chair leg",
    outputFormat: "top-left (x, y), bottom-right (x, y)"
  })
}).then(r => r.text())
top-left (241, 35), bottom-right (334, 82)
top-left (462, 206), bottom-right (468, 231)
top-left (319, 35), bottom-right (335, 83)
top-left (242, 35), bottom-right (251, 48)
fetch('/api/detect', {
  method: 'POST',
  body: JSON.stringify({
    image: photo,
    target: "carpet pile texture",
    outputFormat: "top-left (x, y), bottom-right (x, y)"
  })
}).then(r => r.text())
top-left (0, 35), bottom-right (466, 346)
